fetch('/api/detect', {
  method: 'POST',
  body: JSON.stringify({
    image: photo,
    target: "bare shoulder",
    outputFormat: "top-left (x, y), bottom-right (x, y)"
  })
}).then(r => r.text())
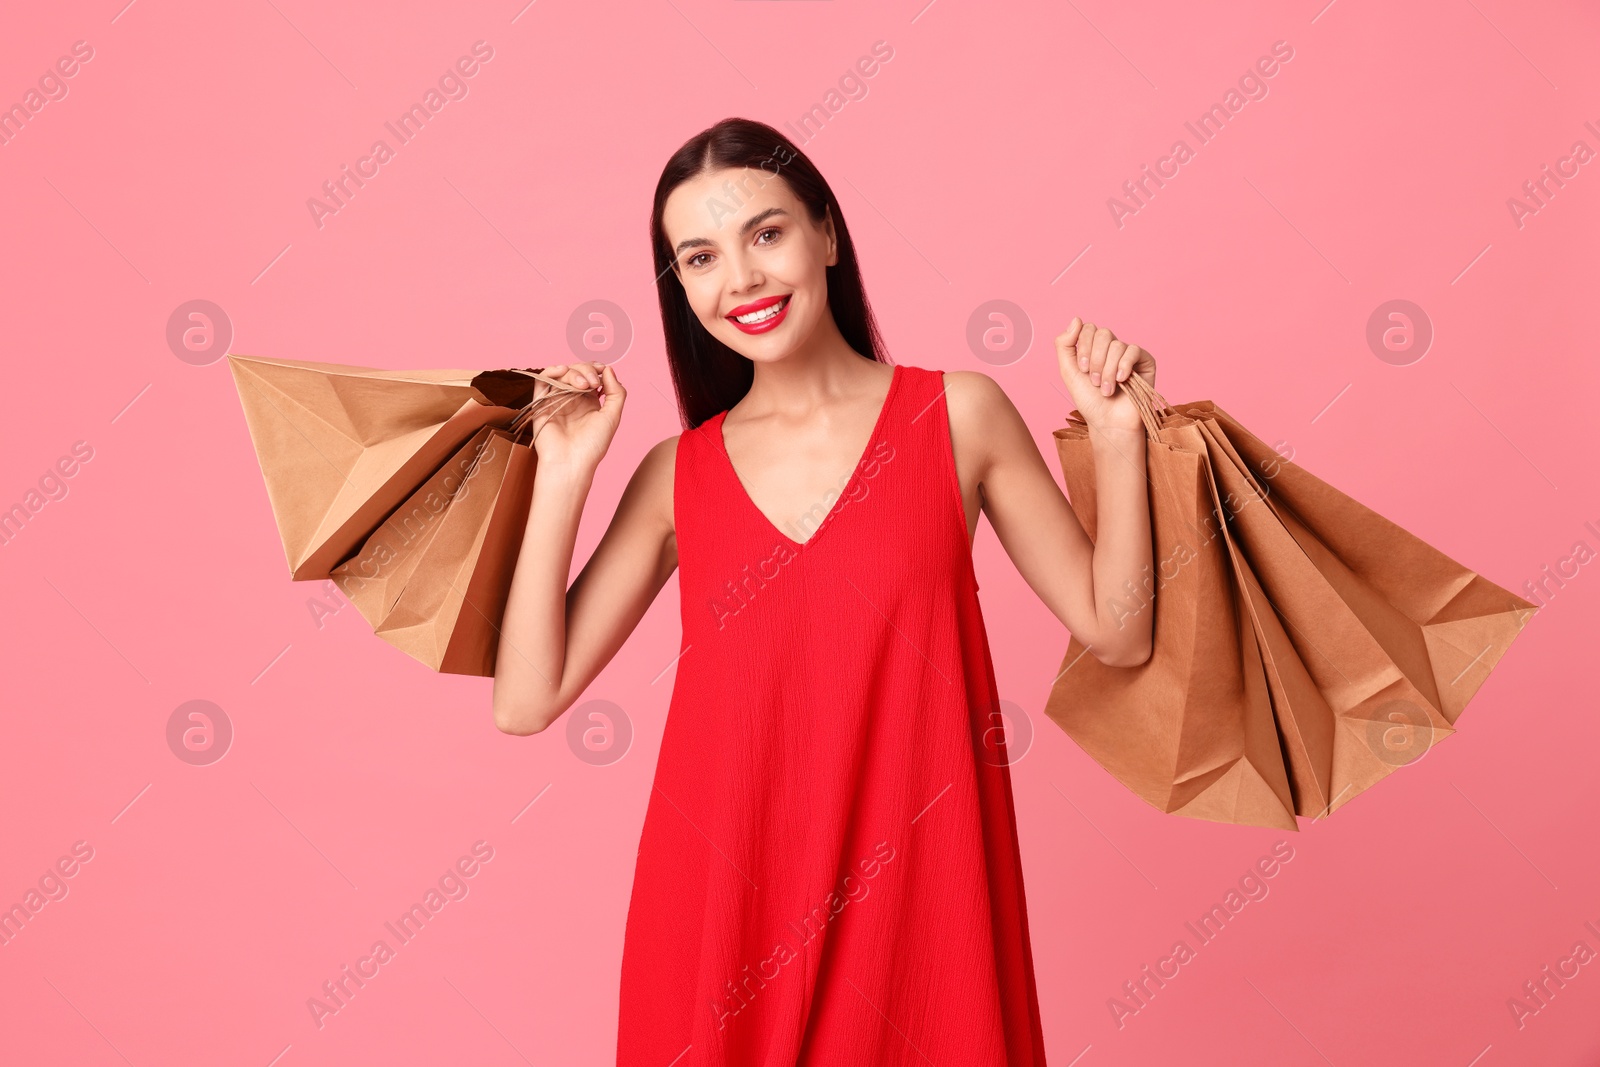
top-left (631, 433), bottom-right (679, 524)
top-left (940, 369), bottom-right (1021, 466)
top-left (940, 369), bottom-right (1014, 423)
top-left (638, 432), bottom-right (681, 472)
top-left (633, 435), bottom-right (678, 495)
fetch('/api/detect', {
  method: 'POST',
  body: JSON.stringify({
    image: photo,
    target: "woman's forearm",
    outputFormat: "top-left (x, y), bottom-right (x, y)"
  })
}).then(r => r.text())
top-left (491, 460), bottom-right (596, 733)
top-left (1085, 423), bottom-right (1154, 666)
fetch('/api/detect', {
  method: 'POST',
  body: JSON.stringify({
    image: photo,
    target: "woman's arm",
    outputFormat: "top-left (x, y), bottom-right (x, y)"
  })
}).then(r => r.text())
top-left (947, 319), bottom-right (1155, 667)
top-left (490, 362), bottom-right (679, 735)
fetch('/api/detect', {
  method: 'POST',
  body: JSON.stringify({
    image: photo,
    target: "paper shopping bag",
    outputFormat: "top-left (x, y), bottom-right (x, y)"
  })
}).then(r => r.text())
top-left (1043, 398), bottom-right (1299, 830)
top-left (328, 425), bottom-right (499, 630)
top-left (228, 355), bottom-right (558, 580)
top-left (1195, 402), bottom-right (1534, 724)
top-left (1043, 372), bottom-right (1535, 828)
top-left (330, 427), bottom-right (536, 676)
top-left (228, 354), bottom-right (593, 675)
top-left (1178, 401), bottom-right (1535, 817)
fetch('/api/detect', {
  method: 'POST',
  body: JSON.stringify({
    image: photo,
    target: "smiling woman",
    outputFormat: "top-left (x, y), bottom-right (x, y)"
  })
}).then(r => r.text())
top-left (650, 120), bottom-right (890, 429)
top-left (488, 115), bottom-right (1157, 1066)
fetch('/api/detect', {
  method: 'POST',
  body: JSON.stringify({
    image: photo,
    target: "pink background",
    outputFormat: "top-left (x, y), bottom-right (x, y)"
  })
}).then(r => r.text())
top-left (2, 0), bottom-right (1597, 1063)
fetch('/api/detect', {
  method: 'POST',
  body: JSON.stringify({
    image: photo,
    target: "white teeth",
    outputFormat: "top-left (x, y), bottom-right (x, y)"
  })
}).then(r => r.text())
top-left (734, 297), bottom-right (788, 324)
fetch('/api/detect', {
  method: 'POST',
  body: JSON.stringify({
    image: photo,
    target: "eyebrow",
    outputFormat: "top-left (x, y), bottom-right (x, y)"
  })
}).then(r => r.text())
top-left (672, 207), bottom-right (790, 258)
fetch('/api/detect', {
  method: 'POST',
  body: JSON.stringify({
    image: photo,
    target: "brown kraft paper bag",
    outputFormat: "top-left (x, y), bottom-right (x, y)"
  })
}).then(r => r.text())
top-left (1183, 402), bottom-right (1536, 817)
top-left (229, 355), bottom-right (591, 675)
top-left (1045, 385), bottom-right (1299, 830)
top-left (227, 355), bottom-right (528, 580)
top-left (1043, 374), bottom-right (1535, 829)
top-left (332, 427), bottom-right (537, 676)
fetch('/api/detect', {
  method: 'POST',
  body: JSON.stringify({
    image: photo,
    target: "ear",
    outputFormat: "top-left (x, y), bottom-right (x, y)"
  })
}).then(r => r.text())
top-left (823, 206), bottom-right (838, 267)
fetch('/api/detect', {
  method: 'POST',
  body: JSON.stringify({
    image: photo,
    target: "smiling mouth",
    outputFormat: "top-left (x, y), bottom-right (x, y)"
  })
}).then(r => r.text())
top-left (727, 294), bottom-right (791, 327)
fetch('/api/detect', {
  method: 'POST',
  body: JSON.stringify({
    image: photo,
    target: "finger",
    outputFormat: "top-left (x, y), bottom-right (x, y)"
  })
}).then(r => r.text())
top-left (550, 365), bottom-right (595, 392)
top-left (1137, 349), bottom-right (1157, 387)
top-left (1113, 345), bottom-right (1142, 383)
top-left (1100, 340), bottom-right (1126, 395)
top-left (599, 363), bottom-right (625, 410)
top-left (1076, 321), bottom-right (1096, 372)
top-left (1055, 316), bottom-right (1083, 351)
top-left (1088, 326), bottom-right (1114, 384)
top-left (1108, 344), bottom-right (1140, 395)
top-left (1054, 318), bottom-right (1083, 372)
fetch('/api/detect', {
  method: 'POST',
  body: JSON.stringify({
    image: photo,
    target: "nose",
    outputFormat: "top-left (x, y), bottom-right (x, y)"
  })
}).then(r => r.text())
top-left (724, 249), bottom-right (764, 296)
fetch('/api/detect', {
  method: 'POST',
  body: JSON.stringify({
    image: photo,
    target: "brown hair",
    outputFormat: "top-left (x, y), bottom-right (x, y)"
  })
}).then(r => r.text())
top-left (649, 117), bottom-right (891, 429)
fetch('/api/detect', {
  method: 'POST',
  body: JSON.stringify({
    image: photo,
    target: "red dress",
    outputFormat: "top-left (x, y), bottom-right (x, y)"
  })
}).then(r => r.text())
top-left (617, 363), bottom-right (1048, 1065)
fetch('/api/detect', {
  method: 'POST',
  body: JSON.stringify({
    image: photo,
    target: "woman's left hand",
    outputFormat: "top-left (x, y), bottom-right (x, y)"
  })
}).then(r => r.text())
top-left (1055, 317), bottom-right (1157, 433)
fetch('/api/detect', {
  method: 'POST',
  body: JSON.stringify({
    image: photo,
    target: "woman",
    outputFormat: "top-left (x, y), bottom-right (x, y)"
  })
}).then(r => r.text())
top-left (492, 117), bottom-right (1155, 1065)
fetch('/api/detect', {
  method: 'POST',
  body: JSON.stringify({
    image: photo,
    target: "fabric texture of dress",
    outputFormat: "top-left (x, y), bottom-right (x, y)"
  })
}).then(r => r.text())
top-left (617, 362), bottom-right (1049, 1065)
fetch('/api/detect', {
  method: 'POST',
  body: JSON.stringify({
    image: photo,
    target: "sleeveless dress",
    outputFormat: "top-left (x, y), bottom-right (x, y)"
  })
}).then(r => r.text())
top-left (617, 363), bottom-right (1049, 1066)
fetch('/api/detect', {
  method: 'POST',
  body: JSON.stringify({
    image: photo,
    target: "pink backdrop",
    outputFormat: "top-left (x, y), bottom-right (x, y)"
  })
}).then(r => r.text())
top-left (3, 0), bottom-right (1597, 1064)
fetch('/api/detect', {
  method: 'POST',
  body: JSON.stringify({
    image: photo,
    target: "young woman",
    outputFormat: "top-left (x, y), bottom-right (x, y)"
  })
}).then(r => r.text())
top-left (492, 117), bottom-right (1156, 1065)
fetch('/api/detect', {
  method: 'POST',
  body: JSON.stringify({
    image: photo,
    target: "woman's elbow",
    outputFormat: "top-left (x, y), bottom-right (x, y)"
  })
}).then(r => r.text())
top-left (495, 712), bottom-right (545, 736)
top-left (492, 691), bottom-right (551, 735)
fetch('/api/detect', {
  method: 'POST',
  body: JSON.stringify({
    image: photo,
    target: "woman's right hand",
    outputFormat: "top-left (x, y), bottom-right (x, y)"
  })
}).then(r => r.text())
top-left (528, 360), bottom-right (625, 471)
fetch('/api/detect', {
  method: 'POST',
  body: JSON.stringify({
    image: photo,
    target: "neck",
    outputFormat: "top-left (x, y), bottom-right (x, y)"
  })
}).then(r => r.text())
top-left (741, 312), bottom-right (877, 416)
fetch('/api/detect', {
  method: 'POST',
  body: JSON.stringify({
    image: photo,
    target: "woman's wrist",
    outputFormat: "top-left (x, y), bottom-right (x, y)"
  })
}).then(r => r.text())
top-left (534, 454), bottom-right (601, 488)
top-left (527, 459), bottom-right (595, 521)
top-left (1085, 421), bottom-right (1146, 443)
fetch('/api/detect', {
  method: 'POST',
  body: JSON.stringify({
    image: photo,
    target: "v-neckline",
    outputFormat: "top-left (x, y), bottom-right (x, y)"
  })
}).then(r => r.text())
top-left (715, 364), bottom-right (902, 550)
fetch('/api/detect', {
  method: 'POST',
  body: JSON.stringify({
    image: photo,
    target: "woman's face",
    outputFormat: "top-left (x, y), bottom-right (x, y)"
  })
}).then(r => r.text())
top-left (661, 166), bottom-right (837, 363)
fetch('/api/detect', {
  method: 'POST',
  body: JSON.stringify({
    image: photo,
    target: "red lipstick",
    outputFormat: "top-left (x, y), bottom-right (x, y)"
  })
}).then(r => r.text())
top-left (725, 294), bottom-right (791, 335)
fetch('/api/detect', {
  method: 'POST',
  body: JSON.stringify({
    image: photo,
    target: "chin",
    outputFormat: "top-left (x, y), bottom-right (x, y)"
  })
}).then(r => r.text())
top-left (726, 338), bottom-right (802, 366)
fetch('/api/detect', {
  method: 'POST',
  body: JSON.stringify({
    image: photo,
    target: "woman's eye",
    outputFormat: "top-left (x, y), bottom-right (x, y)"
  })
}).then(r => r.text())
top-left (755, 227), bottom-right (781, 245)
top-left (686, 252), bottom-right (711, 269)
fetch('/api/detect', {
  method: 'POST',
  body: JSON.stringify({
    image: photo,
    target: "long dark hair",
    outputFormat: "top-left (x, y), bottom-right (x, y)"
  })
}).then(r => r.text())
top-left (649, 117), bottom-right (891, 429)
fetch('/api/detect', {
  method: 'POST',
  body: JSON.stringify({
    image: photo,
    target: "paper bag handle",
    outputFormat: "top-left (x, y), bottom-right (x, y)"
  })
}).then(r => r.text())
top-left (503, 367), bottom-right (600, 444)
top-left (1117, 371), bottom-right (1173, 443)
top-left (1066, 370), bottom-right (1203, 571)
top-left (1065, 371), bottom-right (1171, 443)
